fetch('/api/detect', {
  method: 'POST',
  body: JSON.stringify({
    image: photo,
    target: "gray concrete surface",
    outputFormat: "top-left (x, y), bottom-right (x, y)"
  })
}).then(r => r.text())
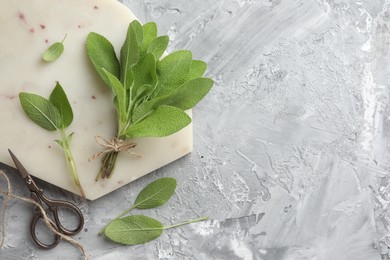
top-left (2, 0), bottom-right (390, 259)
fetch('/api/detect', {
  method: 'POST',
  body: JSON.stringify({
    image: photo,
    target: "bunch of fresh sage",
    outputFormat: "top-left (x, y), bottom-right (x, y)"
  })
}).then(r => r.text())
top-left (19, 83), bottom-right (85, 197)
top-left (87, 20), bottom-right (214, 180)
top-left (100, 177), bottom-right (207, 244)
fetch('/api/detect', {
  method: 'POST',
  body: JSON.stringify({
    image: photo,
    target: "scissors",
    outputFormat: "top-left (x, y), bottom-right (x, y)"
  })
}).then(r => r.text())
top-left (1, 149), bottom-right (84, 249)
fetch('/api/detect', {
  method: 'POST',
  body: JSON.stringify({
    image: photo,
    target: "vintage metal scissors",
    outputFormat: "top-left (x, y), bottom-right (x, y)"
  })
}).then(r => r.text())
top-left (1, 149), bottom-right (84, 249)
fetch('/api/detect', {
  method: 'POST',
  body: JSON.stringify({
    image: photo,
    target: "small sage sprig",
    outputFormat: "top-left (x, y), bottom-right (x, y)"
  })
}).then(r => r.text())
top-left (42, 34), bottom-right (67, 62)
top-left (19, 83), bottom-right (85, 197)
top-left (99, 178), bottom-right (208, 245)
top-left (87, 21), bottom-right (214, 180)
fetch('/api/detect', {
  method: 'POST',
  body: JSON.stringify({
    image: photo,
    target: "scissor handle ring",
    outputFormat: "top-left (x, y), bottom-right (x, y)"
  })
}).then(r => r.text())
top-left (49, 200), bottom-right (84, 236)
top-left (30, 213), bottom-right (61, 249)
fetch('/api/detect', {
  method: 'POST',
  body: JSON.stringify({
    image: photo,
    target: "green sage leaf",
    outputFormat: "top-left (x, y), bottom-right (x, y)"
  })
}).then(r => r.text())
top-left (141, 22), bottom-right (157, 52)
top-left (42, 34), bottom-right (67, 62)
top-left (87, 32), bottom-right (120, 87)
top-left (120, 20), bottom-right (143, 88)
top-left (102, 69), bottom-right (127, 123)
top-left (148, 36), bottom-right (169, 60)
top-left (133, 77), bottom-right (214, 122)
top-left (104, 215), bottom-right (163, 245)
top-left (134, 178), bottom-right (176, 209)
top-left (49, 82), bottom-right (73, 128)
top-left (19, 93), bottom-right (61, 131)
top-left (189, 60), bottom-right (207, 79)
top-left (157, 77), bottom-right (214, 110)
top-left (42, 42), bottom-right (64, 62)
top-left (126, 105), bottom-right (191, 138)
top-left (155, 50), bottom-right (192, 96)
top-left (132, 53), bottom-right (158, 91)
top-left (131, 84), bottom-right (153, 113)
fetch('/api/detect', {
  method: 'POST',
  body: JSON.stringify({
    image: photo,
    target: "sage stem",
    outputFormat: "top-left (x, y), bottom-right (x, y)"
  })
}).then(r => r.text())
top-left (59, 129), bottom-right (85, 197)
top-left (163, 216), bottom-right (209, 229)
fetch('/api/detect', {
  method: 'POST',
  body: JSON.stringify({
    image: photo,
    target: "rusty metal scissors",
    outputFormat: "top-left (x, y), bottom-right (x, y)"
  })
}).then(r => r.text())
top-left (2, 149), bottom-right (84, 249)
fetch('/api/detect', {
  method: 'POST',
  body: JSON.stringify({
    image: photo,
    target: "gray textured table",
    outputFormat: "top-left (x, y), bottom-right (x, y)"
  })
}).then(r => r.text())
top-left (1, 0), bottom-right (389, 259)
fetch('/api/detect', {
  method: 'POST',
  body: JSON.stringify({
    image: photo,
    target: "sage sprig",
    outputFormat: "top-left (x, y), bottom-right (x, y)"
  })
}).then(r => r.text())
top-left (99, 178), bottom-right (208, 245)
top-left (87, 20), bottom-right (214, 180)
top-left (19, 83), bottom-right (85, 197)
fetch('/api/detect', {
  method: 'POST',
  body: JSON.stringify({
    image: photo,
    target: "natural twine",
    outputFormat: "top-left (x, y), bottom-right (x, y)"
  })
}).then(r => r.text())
top-left (0, 171), bottom-right (87, 260)
top-left (89, 136), bottom-right (143, 161)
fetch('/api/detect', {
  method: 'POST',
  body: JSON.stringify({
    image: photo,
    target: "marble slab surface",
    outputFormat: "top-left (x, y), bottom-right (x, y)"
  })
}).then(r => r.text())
top-left (1, 0), bottom-right (390, 259)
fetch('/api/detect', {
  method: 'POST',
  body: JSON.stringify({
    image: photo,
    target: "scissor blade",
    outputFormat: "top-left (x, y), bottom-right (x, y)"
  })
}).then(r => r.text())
top-left (8, 149), bottom-right (30, 179)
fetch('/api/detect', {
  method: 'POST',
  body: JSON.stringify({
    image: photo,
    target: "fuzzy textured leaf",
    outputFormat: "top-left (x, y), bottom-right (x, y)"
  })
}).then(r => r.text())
top-left (155, 50), bottom-right (192, 96)
top-left (104, 215), bottom-right (163, 245)
top-left (120, 21), bottom-right (143, 88)
top-left (103, 69), bottom-right (127, 123)
top-left (49, 82), bottom-right (73, 128)
top-left (87, 32), bottom-right (120, 87)
top-left (126, 105), bottom-right (191, 138)
top-left (19, 93), bottom-right (61, 131)
top-left (148, 36), bottom-right (169, 60)
top-left (133, 77), bottom-right (214, 122)
top-left (42, 42), bottom-right (64, 62)
top-left (141, 22), bottom-right (157, 52)
top-left (134, 178), bottom-right (177, 209)
top-left (189, 60), bottom-right (207, 79)
top-left (132, 53), bottom-right (158, 89)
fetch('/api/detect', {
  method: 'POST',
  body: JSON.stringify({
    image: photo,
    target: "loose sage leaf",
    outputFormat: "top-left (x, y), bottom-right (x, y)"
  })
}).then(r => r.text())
top-left (120, 21), bottom-right (143, 88)
top-left (132, 77), bottom-right (214, 122)
top-left (49, 82), bottom-right (73, 128)
top-left (42, 41), bottom-right (64, 62)
top-left (141, 22), bottom-right (157, 52)
top-left (102, 69), bottom-right (127, 123)
top-left (134, 178), bottom-right (176, 209)
top-left (126, 105), bottom-right (191, 138)
top-left (155, 50), bottom-right (192, 96)
top-left (19, 93), bottom-right (61, 131)
top-left (148, 36), bottom-right (169, 60)
top-left (189, 60), bottom-right (207, 79)
top-left (104, 215), bottom-right (163, 245)
top-left (87, 32), bottom-right (120, 87)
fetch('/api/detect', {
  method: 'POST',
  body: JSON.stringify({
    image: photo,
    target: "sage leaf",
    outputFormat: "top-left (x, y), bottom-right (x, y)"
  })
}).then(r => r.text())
top-left (134, 178), bottom-right (176, 209)
top-left (158, 77), bottom-right (213, 110)
top-left (148, 36), bottom-right (169, 60)
top-left (120, 20), bottom-right (143, 88)
top-left (42, 34), bottom-right (67, 62)
top-left (189, 60), bottom-right (207, 79)
top-left (87, 32), bottom-right (120, 87)
top-left (155, 50), bottom-right (193, 96)
top-left (141, 22), bottom-right (157, 52)
top-left (126, 105), bottom-right (191, 138)
top-left (133, 77), bottom-right (214, 122)
top-left (132, 53), bottom-right (158, 90)
top-left (131, 84), bottom-right (153, 113)
top-left (49, 82), bottom-right (73, 128)
top-left (42, 43), bottom-right (63, 62)
top-left (19, 93), bottom-right (61, 131)
top-left (102, 69), bottom-right (127, 123)
top-left (105, 215), bottom-right (163, 245)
